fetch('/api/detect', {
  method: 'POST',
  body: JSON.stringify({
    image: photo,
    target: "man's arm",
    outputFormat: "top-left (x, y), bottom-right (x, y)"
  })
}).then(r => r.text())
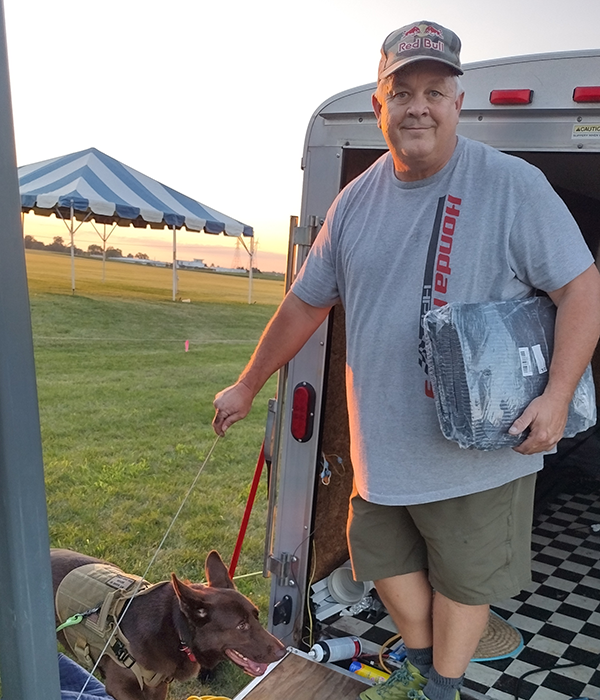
top-left (212, 291), bottom-right (332, 436)
top-left (510, 264), bottom-right (600, 455)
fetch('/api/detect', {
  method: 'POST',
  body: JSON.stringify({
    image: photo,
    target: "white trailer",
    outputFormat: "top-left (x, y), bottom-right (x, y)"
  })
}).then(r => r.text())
top-left (258, 50), bottom-right (600, 699)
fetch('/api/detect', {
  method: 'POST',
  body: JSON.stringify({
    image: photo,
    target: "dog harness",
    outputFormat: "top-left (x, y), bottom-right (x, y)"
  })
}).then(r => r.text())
top-left (55, 562), bottom-right (171, 690)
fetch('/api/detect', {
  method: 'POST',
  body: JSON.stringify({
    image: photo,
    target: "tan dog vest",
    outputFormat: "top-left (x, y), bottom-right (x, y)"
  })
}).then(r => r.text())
top-left (56, 562), bottom-right (170, 690)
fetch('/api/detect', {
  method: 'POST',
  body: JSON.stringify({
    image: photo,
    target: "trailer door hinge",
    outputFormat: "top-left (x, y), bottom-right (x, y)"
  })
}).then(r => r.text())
top-left (267, 552), bottom-right (297, 587)
top-left (293, 215), bottom-right (322, 247)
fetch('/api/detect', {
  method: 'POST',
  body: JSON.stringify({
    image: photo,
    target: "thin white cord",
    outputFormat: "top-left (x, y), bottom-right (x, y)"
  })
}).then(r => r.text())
top-left (74, 434), bottom-right (221, 700)
top-left (232, 570), bottom-right (262, 581)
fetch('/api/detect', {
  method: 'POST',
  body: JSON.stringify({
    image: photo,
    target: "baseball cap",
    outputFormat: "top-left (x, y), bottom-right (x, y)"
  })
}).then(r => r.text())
top-left (378, 21), bottom-right (463, 80)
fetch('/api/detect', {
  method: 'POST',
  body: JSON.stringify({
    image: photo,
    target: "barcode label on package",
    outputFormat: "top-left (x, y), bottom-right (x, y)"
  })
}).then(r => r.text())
top-left (519, 347), bottom-right (533, 376)
top-left (531, 344), bottom-right (548, 374)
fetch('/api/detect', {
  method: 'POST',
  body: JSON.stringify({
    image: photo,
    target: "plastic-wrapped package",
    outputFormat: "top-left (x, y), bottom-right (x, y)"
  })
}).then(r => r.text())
top-left (423, 297), bottom-right (597, 450)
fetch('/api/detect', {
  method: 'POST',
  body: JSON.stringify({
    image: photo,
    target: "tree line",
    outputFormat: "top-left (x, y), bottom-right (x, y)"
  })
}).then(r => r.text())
top-left (24, 235), bottom-right (149, 260)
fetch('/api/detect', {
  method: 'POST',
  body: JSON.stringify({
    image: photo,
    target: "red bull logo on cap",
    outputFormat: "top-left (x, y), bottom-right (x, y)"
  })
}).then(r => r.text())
top-left (399, 23), bottom-right (444, 54)
top-left (379, 21), bottom-right (462, 79)
top-left (425, 25), bottom-right (443, 38)
top-left (402, 25), bottom-right (422, 38)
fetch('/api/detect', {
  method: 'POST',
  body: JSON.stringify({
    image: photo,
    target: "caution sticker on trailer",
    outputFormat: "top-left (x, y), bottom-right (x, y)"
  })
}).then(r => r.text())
top-left (572, 124), bottom-right (600, 139)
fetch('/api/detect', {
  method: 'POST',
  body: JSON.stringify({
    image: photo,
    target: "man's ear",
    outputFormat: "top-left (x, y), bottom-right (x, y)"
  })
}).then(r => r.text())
top-left (372, 92), bottom-right (383, 128)
top-left (455, 90), bottom-right (465, 115)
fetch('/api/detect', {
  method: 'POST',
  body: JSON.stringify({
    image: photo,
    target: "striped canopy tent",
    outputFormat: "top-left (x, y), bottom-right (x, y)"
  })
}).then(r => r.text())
top-left (18, 147), bottom-right (255, 300)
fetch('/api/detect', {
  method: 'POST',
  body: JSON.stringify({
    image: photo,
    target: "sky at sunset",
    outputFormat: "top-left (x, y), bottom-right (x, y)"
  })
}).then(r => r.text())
top-left (5, 0), bottom-right (600, 272)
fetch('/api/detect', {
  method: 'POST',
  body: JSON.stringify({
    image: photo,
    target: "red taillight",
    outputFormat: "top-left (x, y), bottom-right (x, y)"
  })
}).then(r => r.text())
top-left (291, 382), bottom-right (316, 442)
top-left (573, 86), bottom-right (600, 103)
top-left (489, 89), bottom-right (533, 105)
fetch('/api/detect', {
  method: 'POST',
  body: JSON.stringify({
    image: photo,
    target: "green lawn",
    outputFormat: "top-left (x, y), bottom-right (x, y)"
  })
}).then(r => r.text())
top-left (26, 248), bottom-right (284, 304)
top-left (26, 250), bottom-right (285, 699)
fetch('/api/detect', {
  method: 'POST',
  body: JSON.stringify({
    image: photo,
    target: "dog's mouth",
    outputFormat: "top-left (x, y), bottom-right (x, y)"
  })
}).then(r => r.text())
top-left (225, 649), bottom-right (270, 676)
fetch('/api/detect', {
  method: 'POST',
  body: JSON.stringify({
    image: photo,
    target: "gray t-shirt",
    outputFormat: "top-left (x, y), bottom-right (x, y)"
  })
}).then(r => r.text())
top-left (292, 136), bottom-right (594, 506)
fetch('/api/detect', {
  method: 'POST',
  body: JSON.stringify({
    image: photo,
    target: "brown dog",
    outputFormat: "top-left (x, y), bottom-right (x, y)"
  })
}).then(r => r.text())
top-left (51, 548), bottom-right (286, 700)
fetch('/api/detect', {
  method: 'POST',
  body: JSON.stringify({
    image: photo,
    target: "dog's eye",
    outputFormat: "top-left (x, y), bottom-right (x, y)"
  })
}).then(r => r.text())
top-left (237, 620), bottom-right (250, 631)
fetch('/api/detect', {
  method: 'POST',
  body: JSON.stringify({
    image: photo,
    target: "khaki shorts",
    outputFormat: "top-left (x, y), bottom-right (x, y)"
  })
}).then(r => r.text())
top-left (347, 474), bottom-right (536, 605)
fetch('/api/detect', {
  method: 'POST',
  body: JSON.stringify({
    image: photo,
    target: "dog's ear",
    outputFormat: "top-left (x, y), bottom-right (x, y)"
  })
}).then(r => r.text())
top-left (171, 573), bottom-right (210, 620)
top-left (205, 550), bottom-right (235, 590)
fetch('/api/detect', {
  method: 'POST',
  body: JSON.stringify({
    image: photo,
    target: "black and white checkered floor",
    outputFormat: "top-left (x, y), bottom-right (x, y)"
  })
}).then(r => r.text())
top-left (322, 490), bottom-right (600, 700)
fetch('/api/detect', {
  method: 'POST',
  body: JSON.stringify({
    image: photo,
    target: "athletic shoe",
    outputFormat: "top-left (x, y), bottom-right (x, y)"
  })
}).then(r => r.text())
top-left (406, 689), bottom-right (460, 700)
top-left (358, 660), bottom-right (427, 700)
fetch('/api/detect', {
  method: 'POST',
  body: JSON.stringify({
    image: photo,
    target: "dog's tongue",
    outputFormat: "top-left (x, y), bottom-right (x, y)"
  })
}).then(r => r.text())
top-left (244, 659), bottom-right (270, 676)
top-left (225, 649), bottom-right (269, 676)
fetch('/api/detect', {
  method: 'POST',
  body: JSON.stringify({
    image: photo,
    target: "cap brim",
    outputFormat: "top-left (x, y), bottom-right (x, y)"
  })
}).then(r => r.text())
top-left (380, 55), bottom-right (463, 80)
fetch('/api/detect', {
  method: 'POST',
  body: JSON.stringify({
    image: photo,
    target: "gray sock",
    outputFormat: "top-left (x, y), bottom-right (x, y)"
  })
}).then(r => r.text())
top-left (405, 646), bottom-right (433, 677)
top-left (422, 666), bottom-right (463, 700)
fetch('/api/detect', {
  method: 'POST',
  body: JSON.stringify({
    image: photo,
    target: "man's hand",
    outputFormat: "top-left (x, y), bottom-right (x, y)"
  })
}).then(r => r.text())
top-left (212, 382), bottom-right (254, 436)
top-left (210, 292), bottom-right (332, 438)
top-left (510, 265), bottom-right (600, 455)
top-left (509, 392), bottom-right (570, 455)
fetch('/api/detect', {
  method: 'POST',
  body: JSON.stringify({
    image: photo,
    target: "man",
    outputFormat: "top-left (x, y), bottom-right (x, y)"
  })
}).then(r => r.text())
top-left (58, 653), bottom-right (114, 699)
top-left (213, 20), bottom-right (600, 700)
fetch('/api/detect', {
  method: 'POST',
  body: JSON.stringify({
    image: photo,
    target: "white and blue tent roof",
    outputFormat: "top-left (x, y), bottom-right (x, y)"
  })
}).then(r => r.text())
top-left (18, 147), bottom-right (253, 237)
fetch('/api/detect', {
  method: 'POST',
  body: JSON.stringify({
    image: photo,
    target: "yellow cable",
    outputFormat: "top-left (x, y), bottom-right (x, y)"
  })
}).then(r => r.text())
top-left (304, 540), bottom-right (317, 648)
top-left (378, 632), bottom-right (403, 674)
top-left (187, 696), bottom-right (232, 700)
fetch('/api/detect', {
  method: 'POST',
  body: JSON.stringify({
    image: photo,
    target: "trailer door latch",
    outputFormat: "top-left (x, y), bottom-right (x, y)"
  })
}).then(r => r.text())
top-left (267, 552), bottom-right (297, 587)
top-left (272, 595), bottom-right (293, 626)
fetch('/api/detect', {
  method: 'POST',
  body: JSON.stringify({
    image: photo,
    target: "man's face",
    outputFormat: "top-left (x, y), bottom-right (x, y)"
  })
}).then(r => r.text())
top-left (372, 61), bottom-right (464, 181)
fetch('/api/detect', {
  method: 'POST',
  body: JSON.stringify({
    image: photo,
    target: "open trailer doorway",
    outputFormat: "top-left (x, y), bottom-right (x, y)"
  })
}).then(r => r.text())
top-left (259, 49), bottom-right (600, 700)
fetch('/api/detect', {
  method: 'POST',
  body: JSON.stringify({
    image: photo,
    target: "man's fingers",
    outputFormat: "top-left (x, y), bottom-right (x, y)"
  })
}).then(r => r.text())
top-left (509, 406), bottom-right (538, 454)
top-left (511, 416), bottom-right (558, 455)
top-left (213, 403), bottom-right (247, 436)
top-left (509, 394), bottom-right (569, 454)
top-left (509, 408), bottom-right (533, 437)
top-left (212, 408), bottom-right (231, 436)
top-left (513, 430), bottom-right (557, 455)
top-left (212, 383), bottom-right (254, 436)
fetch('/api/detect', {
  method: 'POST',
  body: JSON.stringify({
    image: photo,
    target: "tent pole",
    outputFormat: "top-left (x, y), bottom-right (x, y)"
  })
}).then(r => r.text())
top-left (238, 236), bottom-right (254, 305)
top-left (248, 236), bottom-right (254, 304)
top-left (70, 200), bottom-right (75, 295)
top-left (0, 1), bottom-right (61, 696)
top-left (102, 223), bottom-right (106, 282)
top-left (90, 219), bottom-right (116, 283)
top-left (172, 225), bottom-right (177, 301)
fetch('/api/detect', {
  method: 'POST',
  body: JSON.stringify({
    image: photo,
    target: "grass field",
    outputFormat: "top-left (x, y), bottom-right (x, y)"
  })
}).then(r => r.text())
top-left (25, 249), bottom-right (285, 699)
top-left (26, 248), bottom-right (284, 305)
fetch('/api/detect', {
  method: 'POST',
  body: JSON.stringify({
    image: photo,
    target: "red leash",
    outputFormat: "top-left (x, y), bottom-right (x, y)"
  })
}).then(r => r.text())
top-left (229, 442), bottom-right (266, 579)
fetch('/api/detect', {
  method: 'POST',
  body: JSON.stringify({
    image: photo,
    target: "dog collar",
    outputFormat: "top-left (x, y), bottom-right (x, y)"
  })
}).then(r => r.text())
top-left (180, 642), bottom-right (197, 663)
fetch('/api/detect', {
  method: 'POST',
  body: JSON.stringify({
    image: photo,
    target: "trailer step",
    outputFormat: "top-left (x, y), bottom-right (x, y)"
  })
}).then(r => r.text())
top-left (233, 649), bottom-right (369, 699)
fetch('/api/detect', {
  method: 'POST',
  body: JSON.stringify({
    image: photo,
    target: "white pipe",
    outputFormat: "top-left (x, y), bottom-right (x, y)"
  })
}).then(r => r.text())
top-left (248, 237), bottom-right (254, 304)
top-left (102, 223), bottom-right (106, 283)
top-left (172, 225), bottom-right (177, 301)
top-left (238, 235), bottom-right (254, 305)
top-left (70, 201), bottom-right (75, 295)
